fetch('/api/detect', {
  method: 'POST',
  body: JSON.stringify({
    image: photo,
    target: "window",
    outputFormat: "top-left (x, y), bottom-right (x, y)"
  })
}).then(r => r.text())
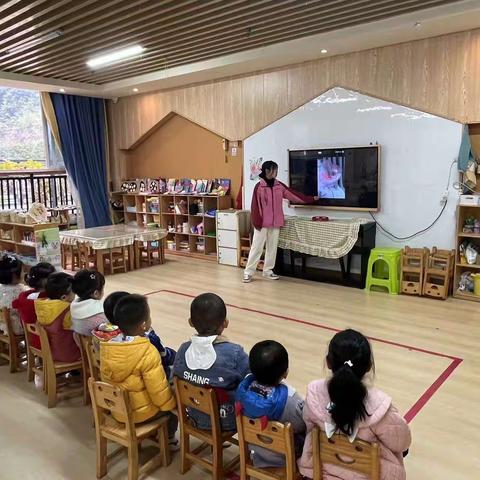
top-left (0, 86), bottom-right (59, 171)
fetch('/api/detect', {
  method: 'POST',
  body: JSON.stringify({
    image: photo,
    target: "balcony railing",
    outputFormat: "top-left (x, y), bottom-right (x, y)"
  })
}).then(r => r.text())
top-left (0, 169), bottom-right (73, 211)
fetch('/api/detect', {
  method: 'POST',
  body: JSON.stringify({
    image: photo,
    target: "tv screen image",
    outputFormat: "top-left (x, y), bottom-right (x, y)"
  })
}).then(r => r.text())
top-left (289, 146), bottom-right (379, 210)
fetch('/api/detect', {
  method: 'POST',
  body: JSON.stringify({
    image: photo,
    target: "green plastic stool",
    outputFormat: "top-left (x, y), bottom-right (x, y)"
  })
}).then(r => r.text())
top-left (365, 247), bottom-right (402, 294)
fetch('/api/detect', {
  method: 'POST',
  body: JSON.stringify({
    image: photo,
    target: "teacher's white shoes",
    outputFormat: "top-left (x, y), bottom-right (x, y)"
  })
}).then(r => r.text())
top-left (243, 273), bottom-right (253, 283)
top-left (263, 272), bottom-right (280, 280)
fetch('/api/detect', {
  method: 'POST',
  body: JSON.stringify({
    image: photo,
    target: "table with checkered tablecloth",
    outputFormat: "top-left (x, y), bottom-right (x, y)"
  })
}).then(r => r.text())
top-left (278, 216), bottom-right (370, 258)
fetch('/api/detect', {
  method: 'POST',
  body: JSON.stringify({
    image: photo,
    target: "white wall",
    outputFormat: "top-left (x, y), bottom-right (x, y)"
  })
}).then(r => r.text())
top-left (243, 87), bottom-right (462, 249)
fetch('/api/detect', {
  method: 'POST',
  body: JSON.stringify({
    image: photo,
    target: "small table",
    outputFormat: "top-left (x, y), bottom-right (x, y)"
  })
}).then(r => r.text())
top-left (60, 225), bottom-right (167, 274)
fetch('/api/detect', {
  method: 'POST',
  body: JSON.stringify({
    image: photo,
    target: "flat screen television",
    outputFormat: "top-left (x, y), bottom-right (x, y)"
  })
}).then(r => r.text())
top-left (288, 146), bottom-right (380, 211)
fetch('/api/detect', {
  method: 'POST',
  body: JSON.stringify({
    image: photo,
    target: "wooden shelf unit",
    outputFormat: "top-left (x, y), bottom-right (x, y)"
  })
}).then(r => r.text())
top-left (453, 204), bottom-right (480, 302)
top-left (120, 193), bottom-right (231, 260)
top-left (0, 222), bottom-right (59, 265)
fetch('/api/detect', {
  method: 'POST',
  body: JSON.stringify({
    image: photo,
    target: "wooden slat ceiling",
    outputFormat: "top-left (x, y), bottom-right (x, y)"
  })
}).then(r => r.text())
top-left (0, 0), bottom-right (464, 85)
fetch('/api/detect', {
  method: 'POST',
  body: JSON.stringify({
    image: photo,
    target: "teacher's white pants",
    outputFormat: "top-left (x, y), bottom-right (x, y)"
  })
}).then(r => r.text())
top-left (245, 227), bottom-right (280, 276)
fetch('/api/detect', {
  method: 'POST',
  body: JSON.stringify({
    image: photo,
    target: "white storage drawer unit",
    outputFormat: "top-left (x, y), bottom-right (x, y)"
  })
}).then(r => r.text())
top-left (217, 210), bottom-right (250, 267)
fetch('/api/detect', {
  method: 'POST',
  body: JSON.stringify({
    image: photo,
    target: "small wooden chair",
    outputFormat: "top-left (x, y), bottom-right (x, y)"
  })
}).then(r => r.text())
top-left (84, 336), bottom-right (101, 382)
top-left (174, 377), bottom-right (239, 480)
top-left (74, 333), bottom-right (93, 405)
top-left (78, 242), bottom-right (97, 269)
top-left (61, 243), bottom-right (80, 270)
top-left (37, 324), bottom-right (84, 408)
top-left (103, 246), bottom-right (128, 274)
top-left (236, 415), bottom-right (297, 480)
top-left (312, 427), bottom-right (380, 480)
top-left (0, 307), bottom-right (26, 373)
top-left (25, 323), bottom-right (46, 391)
top-left (135, 240), bottom-right (165, 268)
top-left (88, 378), bottom-right (171, 480)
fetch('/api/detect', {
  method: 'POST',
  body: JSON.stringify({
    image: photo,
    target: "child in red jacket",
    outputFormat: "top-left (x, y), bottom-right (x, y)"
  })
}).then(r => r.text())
top-left (13, 262), bottom-right (55, 350)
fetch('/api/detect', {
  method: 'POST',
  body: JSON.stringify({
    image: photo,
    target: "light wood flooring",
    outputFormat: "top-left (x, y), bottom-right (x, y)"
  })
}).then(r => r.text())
top-left (1, 255), bottom-right (479, 479)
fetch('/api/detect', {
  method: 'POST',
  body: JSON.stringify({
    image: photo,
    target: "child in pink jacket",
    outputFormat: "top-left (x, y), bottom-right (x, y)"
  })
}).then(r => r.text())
top-left (298, 329), bottom-right (411, 480)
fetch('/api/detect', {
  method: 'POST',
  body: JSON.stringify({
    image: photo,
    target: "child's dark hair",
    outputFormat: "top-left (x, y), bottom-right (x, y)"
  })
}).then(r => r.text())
top-left (259, 161), bottom-right (278, 180)
top-left (45, 272), bottom-right (73, 300)
top-left (0, 254), bottom-right (23, 285)
top-left (190, 293), bottom-right (226, 335)
top-left (72, 269), bottom-right (105, 301)
top-left (114, 294), bottom-right (149, 336)
top-left (104, 291), bottom-right (129, 323)
top-left (327, 329), bottom-right (374, 436)
top-left (25, 262), bottom-right (55, 289)
top-left (250, 340), bottom-right (288, 386)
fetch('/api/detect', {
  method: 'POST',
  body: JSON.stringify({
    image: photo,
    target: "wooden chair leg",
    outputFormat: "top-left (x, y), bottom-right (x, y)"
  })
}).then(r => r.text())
top-left (96, 433), bottom-right (108, 478)
top-left (47, 368), bottom-right (57, 408)
top-left (27, 349), bottom-right (34, 382)
top-left (127, 444), bottom-right (139, 480)
top-left (82, 368), bottom-right (89, 405)
top-left (159, 423), bottom-right (171, 467)
top-left (9, 337), bottom-right (17, 373)
top-left (212, 442), bottom-right (223, 480)
top-left (180, 431), bottom-right (190, 474)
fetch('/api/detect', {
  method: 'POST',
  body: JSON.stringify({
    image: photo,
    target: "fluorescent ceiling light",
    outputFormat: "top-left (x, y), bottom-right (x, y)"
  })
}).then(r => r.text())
top-left (6, 30), bottom-right (63, 55)
top-left (86, 45), bottom-right (145, 69)
top-left (320, 48), bottom-right (328, 53)
top-left (132, 88), bottom-right (139, 92)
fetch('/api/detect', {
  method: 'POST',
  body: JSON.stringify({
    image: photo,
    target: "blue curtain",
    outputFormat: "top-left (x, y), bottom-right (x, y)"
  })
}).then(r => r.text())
top-left (50, 93), bottom-right (111, 227)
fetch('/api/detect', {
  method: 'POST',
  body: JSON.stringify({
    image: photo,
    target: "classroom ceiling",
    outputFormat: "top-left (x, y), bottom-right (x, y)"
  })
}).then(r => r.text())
top-left (0, 0), bottom-right (467, 86)
top-left (0, 0), bottom-right (478, 97)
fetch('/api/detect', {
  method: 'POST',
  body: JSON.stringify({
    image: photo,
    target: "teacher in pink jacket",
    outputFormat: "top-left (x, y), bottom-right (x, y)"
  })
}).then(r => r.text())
top-left (243, 161), bottom-right (318, 283)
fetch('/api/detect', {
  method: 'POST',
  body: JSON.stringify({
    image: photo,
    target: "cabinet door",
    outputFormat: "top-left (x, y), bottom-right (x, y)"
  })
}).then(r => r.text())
top-left (217, 229), bottom-right (238, 248)
top-left (217, 212), bottom-right (238, 231)
top-left (218, 247), bottom-right (238, 266)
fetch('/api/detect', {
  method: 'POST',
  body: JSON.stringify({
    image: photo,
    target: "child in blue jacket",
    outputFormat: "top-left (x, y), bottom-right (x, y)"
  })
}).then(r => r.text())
top-left (235, 340), bottom-right (306, 467)
top-left (173, 292), bottom-right (249, 431)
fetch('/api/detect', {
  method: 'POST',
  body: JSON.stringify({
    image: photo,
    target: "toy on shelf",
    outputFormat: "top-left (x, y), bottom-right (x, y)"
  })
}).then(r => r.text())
top-left (400, 246), bottom-right (430, 296)
top-left (459, 240), bottom-right (480, 265)
top-left (422, 247), bottom-right (455, 300)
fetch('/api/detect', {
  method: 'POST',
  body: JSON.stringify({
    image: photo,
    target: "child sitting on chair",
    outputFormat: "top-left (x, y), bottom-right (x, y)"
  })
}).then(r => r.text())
top-left (235, 340), bottom-right (306, 468)
top-left (35, 272), bottom-right (80, 362)
top-left (173, 292), bottom-right (249, 431)
top-left (13, 262), bottom-right (55, 350)
top-left (100, 294), bottom-right (177, 438)
top-left (0, 254), bottom-right (25, 336)
top-left (298, 329), bottom-right (411, 480)
top-left (70, 269), bottom-right (106, 336)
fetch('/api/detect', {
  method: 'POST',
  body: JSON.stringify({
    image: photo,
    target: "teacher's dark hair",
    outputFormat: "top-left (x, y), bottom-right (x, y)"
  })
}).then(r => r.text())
top-left (259, 161), bottom-right (278, 180)
top-left (326, 329), bottom-right (374, 436)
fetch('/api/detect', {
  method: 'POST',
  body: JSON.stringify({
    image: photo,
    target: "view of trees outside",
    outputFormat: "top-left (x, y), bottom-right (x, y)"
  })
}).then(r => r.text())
top-left (0, 87), bottom-right (46, 170)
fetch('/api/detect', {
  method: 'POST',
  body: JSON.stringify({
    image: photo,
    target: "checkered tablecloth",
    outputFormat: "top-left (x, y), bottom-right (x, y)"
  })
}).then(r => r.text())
top-left (278, 216), bottom-right (369, 259)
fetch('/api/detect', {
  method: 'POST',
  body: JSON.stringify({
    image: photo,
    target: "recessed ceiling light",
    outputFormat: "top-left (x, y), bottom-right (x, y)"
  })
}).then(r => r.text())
top-left (321, 49), bottom-right (328, 54)
top-left (414, 22), bottom-right (422, 28)
top-left (132, 88), bottom-right (139, 92)
top-left (86, 45), bottom-right (145, 69)
top-left (59, 88), bottom-right (65, 93)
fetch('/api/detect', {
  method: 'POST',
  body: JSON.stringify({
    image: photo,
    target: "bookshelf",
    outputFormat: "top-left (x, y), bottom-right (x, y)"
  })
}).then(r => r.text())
top-left (120, 193), bottom-right (231, 260)
top-left (453, 204), bottom-right (480, 302)
top-left (0, 222), bottom-right (61, 266)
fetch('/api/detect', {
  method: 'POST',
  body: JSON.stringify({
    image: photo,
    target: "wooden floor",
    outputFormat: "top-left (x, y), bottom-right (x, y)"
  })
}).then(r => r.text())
top-left (1, 255), bottom-right (479, 479)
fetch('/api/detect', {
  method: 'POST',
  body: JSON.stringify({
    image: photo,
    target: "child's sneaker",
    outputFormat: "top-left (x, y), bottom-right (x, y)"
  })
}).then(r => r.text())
top-left (243, 273), bottom-right (253, 283)
top-left (263, 272), bottom-right (280, 280)
top-left (168, 434), bottom-right (180, 452)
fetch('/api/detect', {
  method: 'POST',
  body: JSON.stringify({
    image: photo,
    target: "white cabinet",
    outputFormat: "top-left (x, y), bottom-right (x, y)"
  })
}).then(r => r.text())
top-left (216, 210), bottom-right (250, 267)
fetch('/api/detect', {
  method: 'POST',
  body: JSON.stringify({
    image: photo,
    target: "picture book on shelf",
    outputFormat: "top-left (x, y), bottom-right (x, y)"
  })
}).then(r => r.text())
top-left (174, 179), bottom-right (183, 193)
top-left (159, 178), bottom-right (167, 194)
top-left (166, 179), bottom-right (176, 193)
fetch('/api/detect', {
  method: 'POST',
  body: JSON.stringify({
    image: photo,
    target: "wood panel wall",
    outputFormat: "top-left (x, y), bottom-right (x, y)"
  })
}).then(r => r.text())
top-left (108, 28), bottom-right (480, 187)
top-left (125, 113), bottom-right (242, 202)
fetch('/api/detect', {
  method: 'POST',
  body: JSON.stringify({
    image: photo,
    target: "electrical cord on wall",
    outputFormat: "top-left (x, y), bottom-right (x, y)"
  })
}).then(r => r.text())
top-left (369, 159), bottom-right (457, 241)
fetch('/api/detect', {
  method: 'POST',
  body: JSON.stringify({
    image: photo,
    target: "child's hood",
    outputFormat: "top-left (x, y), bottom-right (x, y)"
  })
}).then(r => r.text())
top-left (100, 336), bottom-right (152, 383)
top-left (34, 298), bottom-right (71, 327)
top-left (306, 379), bottom-right (392, 428)
top-left (70, 297), bottom-right (104, 319)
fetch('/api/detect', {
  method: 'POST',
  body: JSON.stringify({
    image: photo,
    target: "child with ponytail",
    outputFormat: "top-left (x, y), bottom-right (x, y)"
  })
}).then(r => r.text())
top-left (298, 329), bottom-right (411, 480)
